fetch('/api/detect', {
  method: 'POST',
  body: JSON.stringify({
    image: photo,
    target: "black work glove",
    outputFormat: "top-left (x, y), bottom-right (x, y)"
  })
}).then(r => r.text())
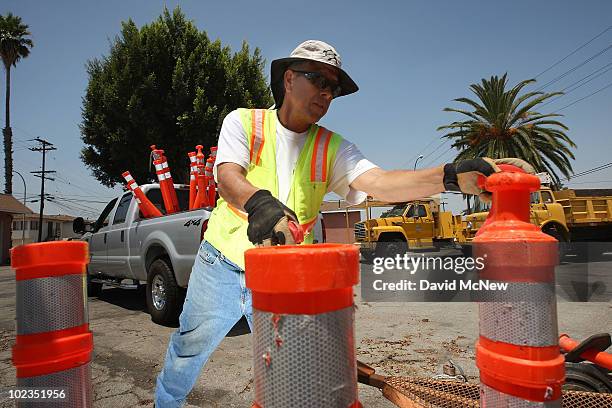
top-left (244, 190), bottom-right (301, 246)
top-left (443, 158), bottom-right (535, 202)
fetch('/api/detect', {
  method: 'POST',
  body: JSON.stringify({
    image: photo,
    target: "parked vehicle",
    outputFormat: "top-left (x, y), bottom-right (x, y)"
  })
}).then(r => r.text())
top-left (354, 198), bottom-right (465, 259)
top-left (463, 187), bottom-right (612, 244)
top-left (74, 184), bottom-right (211, 326)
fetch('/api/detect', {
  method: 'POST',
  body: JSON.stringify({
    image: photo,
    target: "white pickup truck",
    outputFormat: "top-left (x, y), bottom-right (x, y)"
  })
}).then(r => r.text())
top-left (73, 184), bottom-right (211, 326)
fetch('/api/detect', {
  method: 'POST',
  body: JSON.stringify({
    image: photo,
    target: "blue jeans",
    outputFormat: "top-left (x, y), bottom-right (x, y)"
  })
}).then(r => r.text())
top-left (155, 241), bottom-right (253, 407)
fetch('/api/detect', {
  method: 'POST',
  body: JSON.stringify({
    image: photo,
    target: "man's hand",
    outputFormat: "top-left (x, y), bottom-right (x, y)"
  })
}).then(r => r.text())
top-left (244, 190), bottom-right (301, 246)
top-left (443, 158), bottom-right (535, 201)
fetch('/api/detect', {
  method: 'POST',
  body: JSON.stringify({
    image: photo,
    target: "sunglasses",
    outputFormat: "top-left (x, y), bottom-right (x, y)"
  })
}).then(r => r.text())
top-left (291, 70), bottom-right (342, 98)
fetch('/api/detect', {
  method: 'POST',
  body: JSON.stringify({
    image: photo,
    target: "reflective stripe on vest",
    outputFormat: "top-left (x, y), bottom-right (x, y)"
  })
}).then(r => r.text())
top-left (250, 109), bottom-right (266, 166)
top-left (311, 127), bottom-right (333, 182)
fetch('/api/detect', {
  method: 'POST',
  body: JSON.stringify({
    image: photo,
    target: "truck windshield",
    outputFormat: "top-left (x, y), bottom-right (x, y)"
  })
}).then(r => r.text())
top-left (382, 204), bottom-right (407, 218)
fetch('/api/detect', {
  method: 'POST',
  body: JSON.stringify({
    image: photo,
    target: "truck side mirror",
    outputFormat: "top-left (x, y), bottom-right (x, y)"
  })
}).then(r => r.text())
top-left (73, 217), bottom-right (85, 234)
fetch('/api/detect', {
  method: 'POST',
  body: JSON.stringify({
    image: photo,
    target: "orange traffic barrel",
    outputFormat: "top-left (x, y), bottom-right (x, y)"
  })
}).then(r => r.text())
top-left (473, 165), bottom-right (564, 406)
top-left (11, 241), bottom-right (93, 407)
top-left (245, 244), bottom-right (362, 408)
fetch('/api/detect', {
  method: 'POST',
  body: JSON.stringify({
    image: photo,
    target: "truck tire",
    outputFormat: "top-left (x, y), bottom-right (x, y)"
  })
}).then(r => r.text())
top-left (542, 224), bottom-right (568, 260)
top-left (87, 275), bottom-right (102, 297)
top-left (146, 258), bottom-right (185, 327)
top-left (375, 238), bottom-right (408, 259)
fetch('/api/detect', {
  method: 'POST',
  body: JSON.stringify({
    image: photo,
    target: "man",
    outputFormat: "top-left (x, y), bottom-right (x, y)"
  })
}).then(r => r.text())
top-left (155, 40), bottom-right (532, 407)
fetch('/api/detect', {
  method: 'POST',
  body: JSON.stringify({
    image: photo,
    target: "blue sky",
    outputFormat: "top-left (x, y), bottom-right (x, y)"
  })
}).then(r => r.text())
top-left (2, 0), bottom-right (612, 218)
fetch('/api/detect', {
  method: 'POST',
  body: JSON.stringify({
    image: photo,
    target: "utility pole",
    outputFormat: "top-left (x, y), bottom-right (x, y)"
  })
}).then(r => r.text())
top-left (29, 138), bottom-right (56, 242)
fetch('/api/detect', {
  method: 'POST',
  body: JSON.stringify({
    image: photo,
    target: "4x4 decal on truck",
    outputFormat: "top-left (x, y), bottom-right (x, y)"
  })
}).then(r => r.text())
top-left (184, 219), bottom-right (202, 227)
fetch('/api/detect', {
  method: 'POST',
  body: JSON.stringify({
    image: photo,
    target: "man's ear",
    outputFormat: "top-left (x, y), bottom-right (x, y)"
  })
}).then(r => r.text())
top-left (283, 69), bottom-right (294, 95)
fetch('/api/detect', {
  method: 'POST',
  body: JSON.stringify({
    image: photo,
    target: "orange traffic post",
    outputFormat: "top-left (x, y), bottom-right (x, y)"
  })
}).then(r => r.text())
top-left (122, 171), bottom-right (163, 218)
top-left (151, 146), bottom-right (173, 214)
top-left (188, 151), bottom-right (197, 210)
top-left (11, 241), bottom-right (93, 407)
top-left (245, 244), bottom-right (362, 408)
top-left (559, 334), bottom-right (612, 370)
top-left (193, 164), bottom-right (209, 208)
top-left (195, 144), bottom-right (205, 166)
top-left (150, 146), bottom-right (180, 214)
top-left (209, 146), bottom-right (217, 160)
top-left (474, 165), bottom-right (564, 406)
top-left (205, 157), bottom-right (216, 207)
top-left (160, 155), bottom-right (180, 213)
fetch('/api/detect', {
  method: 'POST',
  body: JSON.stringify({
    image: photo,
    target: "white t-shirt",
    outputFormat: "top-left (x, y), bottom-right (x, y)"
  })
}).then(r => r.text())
top-left (214, 110), bottom-right (378, 205)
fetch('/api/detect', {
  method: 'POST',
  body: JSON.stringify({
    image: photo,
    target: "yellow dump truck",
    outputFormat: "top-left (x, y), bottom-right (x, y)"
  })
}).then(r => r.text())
top-left (354, 198), bottom-right (465, 259)
top-left (463, 187), bottom-right (612, 243)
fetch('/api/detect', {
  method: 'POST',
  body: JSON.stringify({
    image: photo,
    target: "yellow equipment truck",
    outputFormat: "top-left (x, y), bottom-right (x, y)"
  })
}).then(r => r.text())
top-left (354, 198), bottom-right (464, 260)
top-left (463, 187), bottom-right (612, 244)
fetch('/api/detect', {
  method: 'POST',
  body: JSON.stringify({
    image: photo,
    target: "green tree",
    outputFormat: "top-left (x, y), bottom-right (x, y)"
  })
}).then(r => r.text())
top-left (80, 7), bottom-right (273, 187)
top-left (438, 74), bottom-right (576, 186)
top-left (0, 12), bottom-right (33, 194)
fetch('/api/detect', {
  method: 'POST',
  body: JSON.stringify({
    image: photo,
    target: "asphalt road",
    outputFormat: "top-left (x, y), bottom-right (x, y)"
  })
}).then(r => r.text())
top-left (0, 264), bottom-right (610, 407)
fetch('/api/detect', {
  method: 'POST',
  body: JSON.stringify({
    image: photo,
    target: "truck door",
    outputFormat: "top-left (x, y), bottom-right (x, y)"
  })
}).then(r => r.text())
top-left (530, 191), bottom-right (550, 225)
top-left (414, 204), bottom-right (435, 239)
top-left (105, 193), bottom-right (134, 278)
top-left (87, 198), bottom-right (118, 275)
top-left (403, 204), bottom-right (435, 243)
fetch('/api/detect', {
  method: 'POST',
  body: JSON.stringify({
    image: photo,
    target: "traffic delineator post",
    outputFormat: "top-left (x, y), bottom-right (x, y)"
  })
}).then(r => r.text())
top-left (122, 171), bottom-right (163, 218)
top-left (245, 244), bottom-right (362, 408)
top-left (150, 146), bottom-right (180, 214)
top-left (474, 165), bottom-right (564, 406)
top-left (195, 145), bottom-right (205, 166)
top-left (193, 164), bottom-right (209, 208)
top-left (205, 157), bottom-right (216, 207)
top-left (188, 151), bottom-right (197, 210)
top-left (11, 241), bottom-right (93, 407)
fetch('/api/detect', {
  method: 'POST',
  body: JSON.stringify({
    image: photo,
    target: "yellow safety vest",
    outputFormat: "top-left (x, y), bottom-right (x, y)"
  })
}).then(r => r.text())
top-left (205, 108), bottom-right (343, 270)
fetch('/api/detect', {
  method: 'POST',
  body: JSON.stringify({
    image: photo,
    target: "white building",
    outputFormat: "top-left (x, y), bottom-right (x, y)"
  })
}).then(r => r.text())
top-left (12, 213), bottom-right (80, 246)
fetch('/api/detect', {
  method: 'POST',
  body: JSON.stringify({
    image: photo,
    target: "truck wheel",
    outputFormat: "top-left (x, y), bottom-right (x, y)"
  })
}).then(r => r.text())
top-left (375, 238), bottom-right (408, 258)
top-left (146, 258), bottom-right (185, 327)
top-left (542, 225), bottom-right (568, 260)
top-left (87, 275), bottom-right (102, 297)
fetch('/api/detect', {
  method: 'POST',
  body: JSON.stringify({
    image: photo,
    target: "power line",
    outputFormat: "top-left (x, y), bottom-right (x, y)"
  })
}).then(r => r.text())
top-left (565, 162), bottom-right (612, 180)
top-left (534, 25), bottom-right (612, 79)
top-left (423, 146), bottom-right (454, 168)
top-left (535, 43), bottom-right (612, 92)
top-left (539, 61), bottom-right (612, 108)
top-left (553, 80), bottom-right (612, 112)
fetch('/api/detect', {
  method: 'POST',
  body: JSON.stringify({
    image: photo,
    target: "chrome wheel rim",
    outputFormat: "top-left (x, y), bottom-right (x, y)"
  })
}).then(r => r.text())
top-left (151, 275), bottom-right (166, 311)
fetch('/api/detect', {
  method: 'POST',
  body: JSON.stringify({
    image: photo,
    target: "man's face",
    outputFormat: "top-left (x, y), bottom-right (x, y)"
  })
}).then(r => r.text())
top-left (283, 61), bottom-right (340, 123)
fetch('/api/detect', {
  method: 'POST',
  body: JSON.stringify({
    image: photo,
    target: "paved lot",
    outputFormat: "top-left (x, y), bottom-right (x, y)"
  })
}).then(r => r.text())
top-left (0, 264), bottom-right (610, 407)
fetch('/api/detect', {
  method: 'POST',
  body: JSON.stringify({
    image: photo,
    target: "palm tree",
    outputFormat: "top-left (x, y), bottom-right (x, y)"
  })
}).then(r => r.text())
top-left (0, 13), bottom-right (33, 194)
top-left (438, 74), bottom-right (576, 186)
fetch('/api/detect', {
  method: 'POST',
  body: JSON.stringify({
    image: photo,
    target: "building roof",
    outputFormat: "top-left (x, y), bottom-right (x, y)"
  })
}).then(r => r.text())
top-left (16, 213), bottom-right (77, 222)
top-left (320, 200), bottom-right (364, 213)
top-left (0, 194), bottom-right (33, 215)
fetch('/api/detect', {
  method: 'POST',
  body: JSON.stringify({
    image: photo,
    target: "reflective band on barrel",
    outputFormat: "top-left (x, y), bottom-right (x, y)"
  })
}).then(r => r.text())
top-left (162, 161), bottom-right (168, 169)
top-left (16, 275), bottom-right (87, 335)
top-left (478, 281), bottom-right (558, 346)
top-left (252, 308), bottom-right (357, 407)
top-left (480, 383), bottom-right (560, 408)
top-left (18, 362), bottom-right (93, 406)
top-left (155, 163), bottom-right (164, 171)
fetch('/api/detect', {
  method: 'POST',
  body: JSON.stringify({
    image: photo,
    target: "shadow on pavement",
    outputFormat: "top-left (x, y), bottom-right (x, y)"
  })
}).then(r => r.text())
top-left (91, 286), bottom-right (251, 336)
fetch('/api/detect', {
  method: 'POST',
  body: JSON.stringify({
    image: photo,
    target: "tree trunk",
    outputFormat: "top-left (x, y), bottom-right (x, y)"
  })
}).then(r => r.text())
top-left (4, 66), bottom-right (12, 194)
